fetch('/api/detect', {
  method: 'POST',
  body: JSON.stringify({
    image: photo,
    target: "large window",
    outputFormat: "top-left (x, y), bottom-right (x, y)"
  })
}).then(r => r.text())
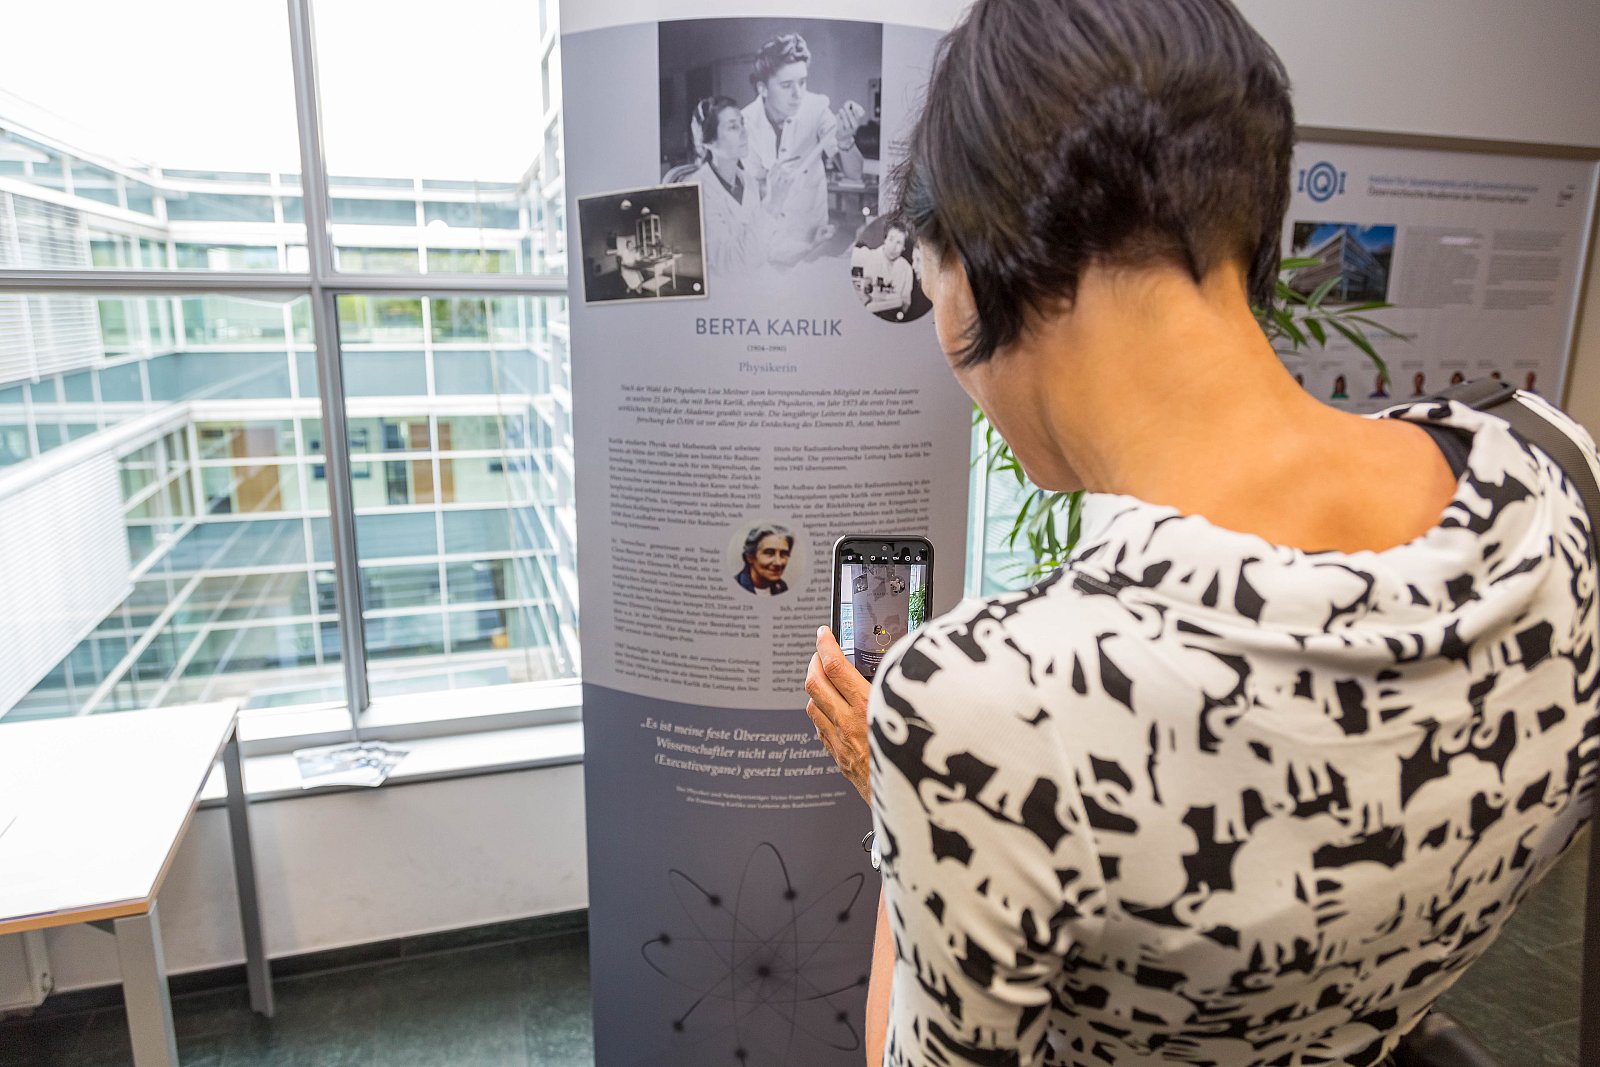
top-left (0, 1), bottom-right (1021, 738)
top-left (0, 292), bottom-right (345, 723)
top-left (334, 294), bottom-right (577, 699)
top-left (0, 0), bottom-right (571, 738)
top-left (312, 0), bottom-right (554, 276)
top-left (2, 3), bottom-right (303, 274)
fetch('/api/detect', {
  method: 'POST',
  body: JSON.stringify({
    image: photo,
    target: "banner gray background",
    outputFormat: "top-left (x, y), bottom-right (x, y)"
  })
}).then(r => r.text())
top-left (564, 16), bottom-right (956, 1066)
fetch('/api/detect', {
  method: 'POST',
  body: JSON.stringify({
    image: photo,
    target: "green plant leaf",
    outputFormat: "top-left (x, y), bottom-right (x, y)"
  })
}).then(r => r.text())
top-left (1307, 276), bottom-right (1341, 309)
top-left (1327, 318), bottom-right (1390, 382)
top-left (1005, 491), bottom-right (1033, 550)
top-left (1274, 309), bottom-right (1308, 349)
top-left (1337, 314), bottom-right (1412, 340)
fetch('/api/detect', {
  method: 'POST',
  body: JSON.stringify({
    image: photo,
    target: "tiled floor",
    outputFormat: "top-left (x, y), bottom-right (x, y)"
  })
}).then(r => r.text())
top-left (0, 929), bottom-right (592, 1067)
top-left (1433, 833), bottom-right (1586, 1066)
top-left (0, 839), bottom-right (1586, 1066)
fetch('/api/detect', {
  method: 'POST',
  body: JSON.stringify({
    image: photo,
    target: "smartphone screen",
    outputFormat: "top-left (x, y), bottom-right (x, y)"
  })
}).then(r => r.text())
top-left (832, 536), bottom-right (934, 681)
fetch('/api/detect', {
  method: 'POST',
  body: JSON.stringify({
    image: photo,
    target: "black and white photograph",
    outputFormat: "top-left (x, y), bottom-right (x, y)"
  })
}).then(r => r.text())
top-left (659, 18), bottom-right (883, 273)
top-left (723, 519), bottom-right (805, 598)
top-left (576, 184), bottom-right (708, 304)
top-left (849, 213), bottom-right (931, 323)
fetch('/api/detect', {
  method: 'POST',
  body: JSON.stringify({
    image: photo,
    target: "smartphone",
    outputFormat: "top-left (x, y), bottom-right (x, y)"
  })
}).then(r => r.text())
top-left (830, 535), bottom-right (935, 682)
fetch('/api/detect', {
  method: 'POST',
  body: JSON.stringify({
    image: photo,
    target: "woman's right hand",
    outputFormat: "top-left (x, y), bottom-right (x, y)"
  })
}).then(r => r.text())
top-left (804, 626), bottom-right (874, 806)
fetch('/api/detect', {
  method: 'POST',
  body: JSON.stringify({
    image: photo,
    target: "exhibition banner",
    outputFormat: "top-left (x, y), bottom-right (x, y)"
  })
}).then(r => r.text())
top-left (560, 7), bottom-right (968, 1064)
top-left (1282, 142), bottom-right (1598, 409)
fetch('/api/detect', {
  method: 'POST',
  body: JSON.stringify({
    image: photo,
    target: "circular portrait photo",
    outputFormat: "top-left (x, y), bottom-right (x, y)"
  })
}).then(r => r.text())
top-left (849, 214), bottom-right (932, 324)
top-left (724, 520), bottom-right (806, 597)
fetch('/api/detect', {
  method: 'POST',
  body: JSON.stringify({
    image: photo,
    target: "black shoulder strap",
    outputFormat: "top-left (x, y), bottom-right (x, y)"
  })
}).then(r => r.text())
top-left (1427, 379), bottom-right (1600, 1066)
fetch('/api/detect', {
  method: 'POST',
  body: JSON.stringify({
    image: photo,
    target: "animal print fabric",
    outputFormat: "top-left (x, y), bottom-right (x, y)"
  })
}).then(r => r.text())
top-left (870, 397), bottom-right (1600, 1066)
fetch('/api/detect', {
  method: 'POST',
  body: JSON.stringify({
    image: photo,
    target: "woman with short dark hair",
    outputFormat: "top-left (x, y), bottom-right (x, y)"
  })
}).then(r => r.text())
top-left (802, 1), bottom-right (1598, 1064)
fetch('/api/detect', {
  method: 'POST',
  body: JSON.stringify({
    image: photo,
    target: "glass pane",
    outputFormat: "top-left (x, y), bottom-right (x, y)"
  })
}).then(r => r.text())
top-left (366, 613), bottom-right (446, 660)
top-left (971, 453), bottom-right (1041, 597)
top-left (175, 244), bottom-right (282, 271)
top-left (313, 0), bottom-right (559, 274)
top-left (0, 2), bottom-right (302, 273)
top-left (343, 351), bottom-right (427, 397)
top-left (336, 246), bottom-right (420, 272)
top-left (364, 564), bottom-right (442, 610)
top-left (344, 416), bottom-right (431, 453)
top-left (200, 462), bottom-right (306, 515)
top-left (0, 292), bottom-right (342, 723)
top-left (336, 296), bottom-right (424, 344)
top-left (437, 415), bottom-right (509, 451)
top-left (430, 297), bottom-right (522, 344)
top-left (165, 192), bottom-right (276, 223)
top-left (427, 247), bottom-right (515, 274)
top-left (355, 512), bottom-right (439, 559)
top-left (330, 197), bottom-right (416, 226)
top-left (337, 295), bottom-right (577, 700)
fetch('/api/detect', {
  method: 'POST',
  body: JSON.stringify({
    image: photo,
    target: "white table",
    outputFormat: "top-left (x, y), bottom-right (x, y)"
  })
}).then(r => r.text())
top-left (0, 703), bottom-right (272, 1065)
top-left (640, 252), bottom-right (680, 295)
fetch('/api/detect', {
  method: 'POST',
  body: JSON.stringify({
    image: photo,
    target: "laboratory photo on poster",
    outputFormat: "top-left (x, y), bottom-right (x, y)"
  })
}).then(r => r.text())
top-left (849, 213), bottom-right (931, 323)
top-left (658, 18), bottom-right (883, 274)
top-left (576, 183), bottom-right (708, 304)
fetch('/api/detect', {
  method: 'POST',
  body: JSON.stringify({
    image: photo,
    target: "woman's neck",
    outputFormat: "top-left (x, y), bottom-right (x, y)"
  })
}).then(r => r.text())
top-left (1023, 266), bottom-right (1457, 552)
top-left (708, 153), bottom-right (740, 186)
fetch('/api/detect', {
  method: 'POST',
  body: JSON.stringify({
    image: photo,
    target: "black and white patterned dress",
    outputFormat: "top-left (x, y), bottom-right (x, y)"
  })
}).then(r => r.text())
top-left (871, 397), bottom-right (1600, 1066)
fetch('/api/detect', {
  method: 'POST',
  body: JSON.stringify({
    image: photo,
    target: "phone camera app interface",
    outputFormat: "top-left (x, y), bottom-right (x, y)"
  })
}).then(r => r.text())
top-left (838, 545), bottom-right (930, 681)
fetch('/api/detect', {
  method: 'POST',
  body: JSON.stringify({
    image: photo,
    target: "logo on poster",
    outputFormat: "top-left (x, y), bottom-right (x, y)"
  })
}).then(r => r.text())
top-left (1299, 161), bottom-right (1348, 203)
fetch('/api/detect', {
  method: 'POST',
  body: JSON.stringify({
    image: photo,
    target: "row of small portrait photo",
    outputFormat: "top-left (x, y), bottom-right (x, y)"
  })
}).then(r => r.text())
top-left (1289, 364), bottom-right (1544, 410)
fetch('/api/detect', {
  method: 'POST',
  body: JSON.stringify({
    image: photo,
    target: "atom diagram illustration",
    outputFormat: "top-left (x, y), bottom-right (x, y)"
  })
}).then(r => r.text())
top-left (641, 841), bottom-right (873, 1065)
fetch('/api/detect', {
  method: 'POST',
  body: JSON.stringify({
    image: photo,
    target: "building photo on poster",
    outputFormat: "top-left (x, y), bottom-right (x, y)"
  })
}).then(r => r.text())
top-left (1279, 141), bottom-right (1598, 409)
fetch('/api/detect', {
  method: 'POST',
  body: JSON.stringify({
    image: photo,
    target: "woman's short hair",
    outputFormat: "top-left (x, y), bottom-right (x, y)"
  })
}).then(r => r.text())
top-left (894, 0), bottom-right (1294, 365)
top-left (743, 525), bottom-right (794, 562)
top-left (691, 96), bottom-right (739, 161)
top-left (750, 33), bottom-right (811, 89)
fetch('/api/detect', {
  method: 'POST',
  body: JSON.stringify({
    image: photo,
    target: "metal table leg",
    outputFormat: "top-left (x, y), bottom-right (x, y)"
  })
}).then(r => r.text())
top-left (113, 904), bottom-right (179, 1067)
top-left (223, 727), bottom-right (274, 1017)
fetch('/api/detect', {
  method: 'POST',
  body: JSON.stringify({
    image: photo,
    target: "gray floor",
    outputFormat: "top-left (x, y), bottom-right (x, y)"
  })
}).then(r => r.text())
top-left (0, 840), bottom-right (1586, 1066)
top-left (0, 929), bottom-right (591, 1067)
top-left (1433, 833), bottom-right (1586, 1066)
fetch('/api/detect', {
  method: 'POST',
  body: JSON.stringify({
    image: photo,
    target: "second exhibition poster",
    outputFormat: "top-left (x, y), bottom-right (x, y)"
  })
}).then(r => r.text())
top-left (560, 3), bottom-right (970, 1065)
top-left (1280, 142), bottom-right (1597, 409)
